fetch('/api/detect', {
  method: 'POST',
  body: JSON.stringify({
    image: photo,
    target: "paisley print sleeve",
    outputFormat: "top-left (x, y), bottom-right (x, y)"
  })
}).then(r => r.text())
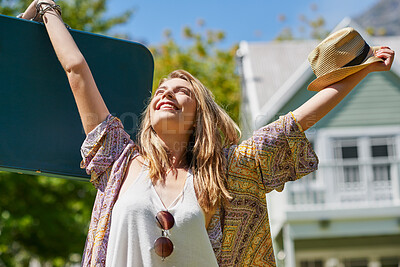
top-left (226, 112), bottom-right (318, 193)
top-left (80, 114), bottom-right (131, 191)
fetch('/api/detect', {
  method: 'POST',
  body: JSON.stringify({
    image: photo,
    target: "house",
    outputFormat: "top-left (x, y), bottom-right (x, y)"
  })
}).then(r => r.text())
top-left (237, 18), bottom-right (400, 267)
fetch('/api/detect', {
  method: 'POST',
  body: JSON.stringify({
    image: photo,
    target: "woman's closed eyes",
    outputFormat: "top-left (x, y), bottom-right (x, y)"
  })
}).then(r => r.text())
top-left (154, 86), bottom-right (192, 97)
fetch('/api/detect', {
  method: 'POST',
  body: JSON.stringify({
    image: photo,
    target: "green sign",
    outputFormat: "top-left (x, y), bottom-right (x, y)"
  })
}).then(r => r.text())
top-left (0, 14), bottom-right (153, 180)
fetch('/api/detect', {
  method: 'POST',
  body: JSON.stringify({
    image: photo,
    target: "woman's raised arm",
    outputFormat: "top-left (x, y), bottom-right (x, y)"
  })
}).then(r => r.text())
top-left (21, 0), bottom-right (110, 134)
top-left (292, 47), bottom-right (395, 131)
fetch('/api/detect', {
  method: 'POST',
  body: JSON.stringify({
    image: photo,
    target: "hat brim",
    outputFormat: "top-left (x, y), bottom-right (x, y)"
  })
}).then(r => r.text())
top-left (307, 46), bottom-right (384, 91)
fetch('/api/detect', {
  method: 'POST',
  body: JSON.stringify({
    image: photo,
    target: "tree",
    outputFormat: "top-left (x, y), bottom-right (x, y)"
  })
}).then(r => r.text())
top-left (151, 20), bottom-right (241, 123)
top-left (0, 0), bottom-right (133, 34)
top-left (276, 3), bottom-right (329, 41)
top-left (0, 0), bottom-right (133, 265)
top-left (0, 172), bottom-right (96, 266)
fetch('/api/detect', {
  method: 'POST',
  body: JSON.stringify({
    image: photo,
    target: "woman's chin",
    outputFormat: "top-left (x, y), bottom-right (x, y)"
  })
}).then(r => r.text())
top-left (151, 119), bottom-right (180, 135)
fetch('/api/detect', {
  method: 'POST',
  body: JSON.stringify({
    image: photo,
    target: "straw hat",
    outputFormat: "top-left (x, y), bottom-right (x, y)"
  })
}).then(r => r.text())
top-left (307, 27), bottom-right (383, 91)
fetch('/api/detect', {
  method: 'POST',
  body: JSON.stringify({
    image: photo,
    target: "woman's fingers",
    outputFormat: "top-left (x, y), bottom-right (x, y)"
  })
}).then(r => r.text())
top-left (376, 52), bottom-right (391, 61)
top-left (379, 50), bottom-right (395, 66)
top-left (21, 0), bottom-right (38, 20)
top-left (371, 47), bottom-right (395, 72)
top-left (20, 0), bottom-right (58, 21)
top-left (375, 48), bottom-right (393, 58)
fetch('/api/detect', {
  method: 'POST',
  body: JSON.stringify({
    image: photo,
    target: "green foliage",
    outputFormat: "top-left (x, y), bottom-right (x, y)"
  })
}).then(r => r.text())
top-left (275, 27), bottom-right (294, 41)
top-left (0, 0), bottom-right (133, 265)
top-left (60, 0), bottom-right (133, 33)
top-left (0, 172), bottom-right (96, 266)
top-left (0, 0), bottom-right (30, 16)
top-left (307, 16), bottom-right (329, 40)
top-left (276, 3), bottom-right (329, 40)
top-left (365, 26), bottom-right (387, 36)
top-left (0, 0), bottom-right (134, 34)
top-left (151, 22), bottom-right (241, 122)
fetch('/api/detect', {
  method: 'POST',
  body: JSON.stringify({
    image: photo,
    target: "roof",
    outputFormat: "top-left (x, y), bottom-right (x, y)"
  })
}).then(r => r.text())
top-left (239, 40), bottom-right (319, 110)
top-left (238, 17), bottom-right (400, 130)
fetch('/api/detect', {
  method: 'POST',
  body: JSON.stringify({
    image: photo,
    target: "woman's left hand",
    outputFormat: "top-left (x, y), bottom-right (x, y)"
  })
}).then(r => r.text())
top-left (20, 0), bottom-right (39, 21)
top-left (368, 46), bottom-right (395, 72)
top-left (293, 46), bottom-right (395, 131)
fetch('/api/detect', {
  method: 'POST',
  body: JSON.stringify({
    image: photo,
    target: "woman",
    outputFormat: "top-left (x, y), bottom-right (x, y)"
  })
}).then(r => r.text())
top-left (19, 1), bottom-right (395, 266)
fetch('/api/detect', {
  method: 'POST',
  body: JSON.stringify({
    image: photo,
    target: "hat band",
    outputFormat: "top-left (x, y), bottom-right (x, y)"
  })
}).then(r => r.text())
top-left (343, 42), bottom-right (370, 68)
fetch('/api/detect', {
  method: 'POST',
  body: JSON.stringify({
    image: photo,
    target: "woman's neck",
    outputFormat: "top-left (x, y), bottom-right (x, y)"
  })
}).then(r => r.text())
top-left (158, 132), bottom-right (191, 169)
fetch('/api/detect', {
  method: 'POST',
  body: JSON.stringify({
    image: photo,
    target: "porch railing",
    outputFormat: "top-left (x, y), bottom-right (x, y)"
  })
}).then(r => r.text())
top-left (285, 159), bottom-right (400, 210)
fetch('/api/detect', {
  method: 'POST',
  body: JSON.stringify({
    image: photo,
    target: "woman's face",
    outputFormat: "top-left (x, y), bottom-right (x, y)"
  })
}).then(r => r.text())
top-left (150, 78), bottom-right (197, 136)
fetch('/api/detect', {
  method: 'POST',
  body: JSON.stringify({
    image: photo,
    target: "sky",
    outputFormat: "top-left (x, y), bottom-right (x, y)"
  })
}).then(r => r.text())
top-left (106, 0), bottom-right (378, 47)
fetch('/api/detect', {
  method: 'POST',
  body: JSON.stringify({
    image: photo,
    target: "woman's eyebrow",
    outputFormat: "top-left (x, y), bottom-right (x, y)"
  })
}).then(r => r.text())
top-left (175, 85), bottom-right (191, 90)
top-left (157, 85), bottom-right (190, 90)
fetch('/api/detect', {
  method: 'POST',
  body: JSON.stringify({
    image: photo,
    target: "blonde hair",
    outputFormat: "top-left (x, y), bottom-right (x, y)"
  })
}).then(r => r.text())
top-left (137, 70), bottom-right (240, 212)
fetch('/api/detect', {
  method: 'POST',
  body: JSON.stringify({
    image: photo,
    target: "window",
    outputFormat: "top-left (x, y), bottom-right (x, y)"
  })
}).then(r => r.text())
top-left (380, 256), bottom-right (400, 267)
top-left (343, 258), bottom-right (368, 267)
top-left (300, 260), bottom-right (323, 267)
top-left (298, 256), bottom-right (400, 267)
top-left (332, 135), bottom-right (397, 204)
top-left (371, 137), bottom-right (395, 182)
top-left (334, 138), bottom-right (361, 188)
top-left (287, 133), bottom-right (399, 207)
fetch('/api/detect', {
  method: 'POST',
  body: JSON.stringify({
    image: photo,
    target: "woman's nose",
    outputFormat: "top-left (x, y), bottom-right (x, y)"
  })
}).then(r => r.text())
top-left (162, 88), bottom-right (175, 99)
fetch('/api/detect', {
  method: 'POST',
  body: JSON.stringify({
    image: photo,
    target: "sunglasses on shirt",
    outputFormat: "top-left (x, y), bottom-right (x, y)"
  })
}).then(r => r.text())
top-left (154, 210), bottom-right (175, 260)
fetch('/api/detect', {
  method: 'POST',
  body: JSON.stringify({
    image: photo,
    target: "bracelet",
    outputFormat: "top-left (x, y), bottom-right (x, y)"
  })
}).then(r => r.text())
top-left (64, 22), bottom-right (71, 29)
top-left (18, 1), bottom-right (70, 29)
top-left (32, 1), bottom-right (62, 21)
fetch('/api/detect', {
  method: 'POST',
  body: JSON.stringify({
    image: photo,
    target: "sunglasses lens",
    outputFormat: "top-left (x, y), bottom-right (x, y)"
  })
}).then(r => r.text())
top-left (154, 236), bottom-right (174, 258)
top-left (156, 211), bottom-right (174, 230)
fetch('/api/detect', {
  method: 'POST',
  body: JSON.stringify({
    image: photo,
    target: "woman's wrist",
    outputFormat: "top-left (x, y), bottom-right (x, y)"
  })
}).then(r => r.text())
top-left (18, 0), bottom-right (60, 21)
top-left (34, 1), bottom-right (61, 21)
top-left (364, 61), bottom-right (382, 74)
top-left (18, 0), bottom-right (70, 28)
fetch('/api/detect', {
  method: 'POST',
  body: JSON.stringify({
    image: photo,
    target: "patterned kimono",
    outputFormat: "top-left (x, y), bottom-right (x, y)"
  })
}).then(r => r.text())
top-left (80, 112), bottom-right (318, 266)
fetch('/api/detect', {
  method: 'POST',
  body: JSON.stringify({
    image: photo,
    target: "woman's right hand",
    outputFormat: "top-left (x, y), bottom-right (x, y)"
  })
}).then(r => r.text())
top-left (19, 0), bottom-right (110, 134)
top-left (20, 0), bottom-right (58, 22)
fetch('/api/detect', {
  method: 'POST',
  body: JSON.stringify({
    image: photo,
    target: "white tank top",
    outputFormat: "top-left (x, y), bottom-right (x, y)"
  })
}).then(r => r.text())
top-left (106, 163), bottom-right (219, 267)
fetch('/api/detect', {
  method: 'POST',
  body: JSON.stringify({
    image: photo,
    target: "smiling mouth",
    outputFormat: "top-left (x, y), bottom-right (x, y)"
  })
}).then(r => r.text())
top-left (157, 102), bottom-right (179, 110)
